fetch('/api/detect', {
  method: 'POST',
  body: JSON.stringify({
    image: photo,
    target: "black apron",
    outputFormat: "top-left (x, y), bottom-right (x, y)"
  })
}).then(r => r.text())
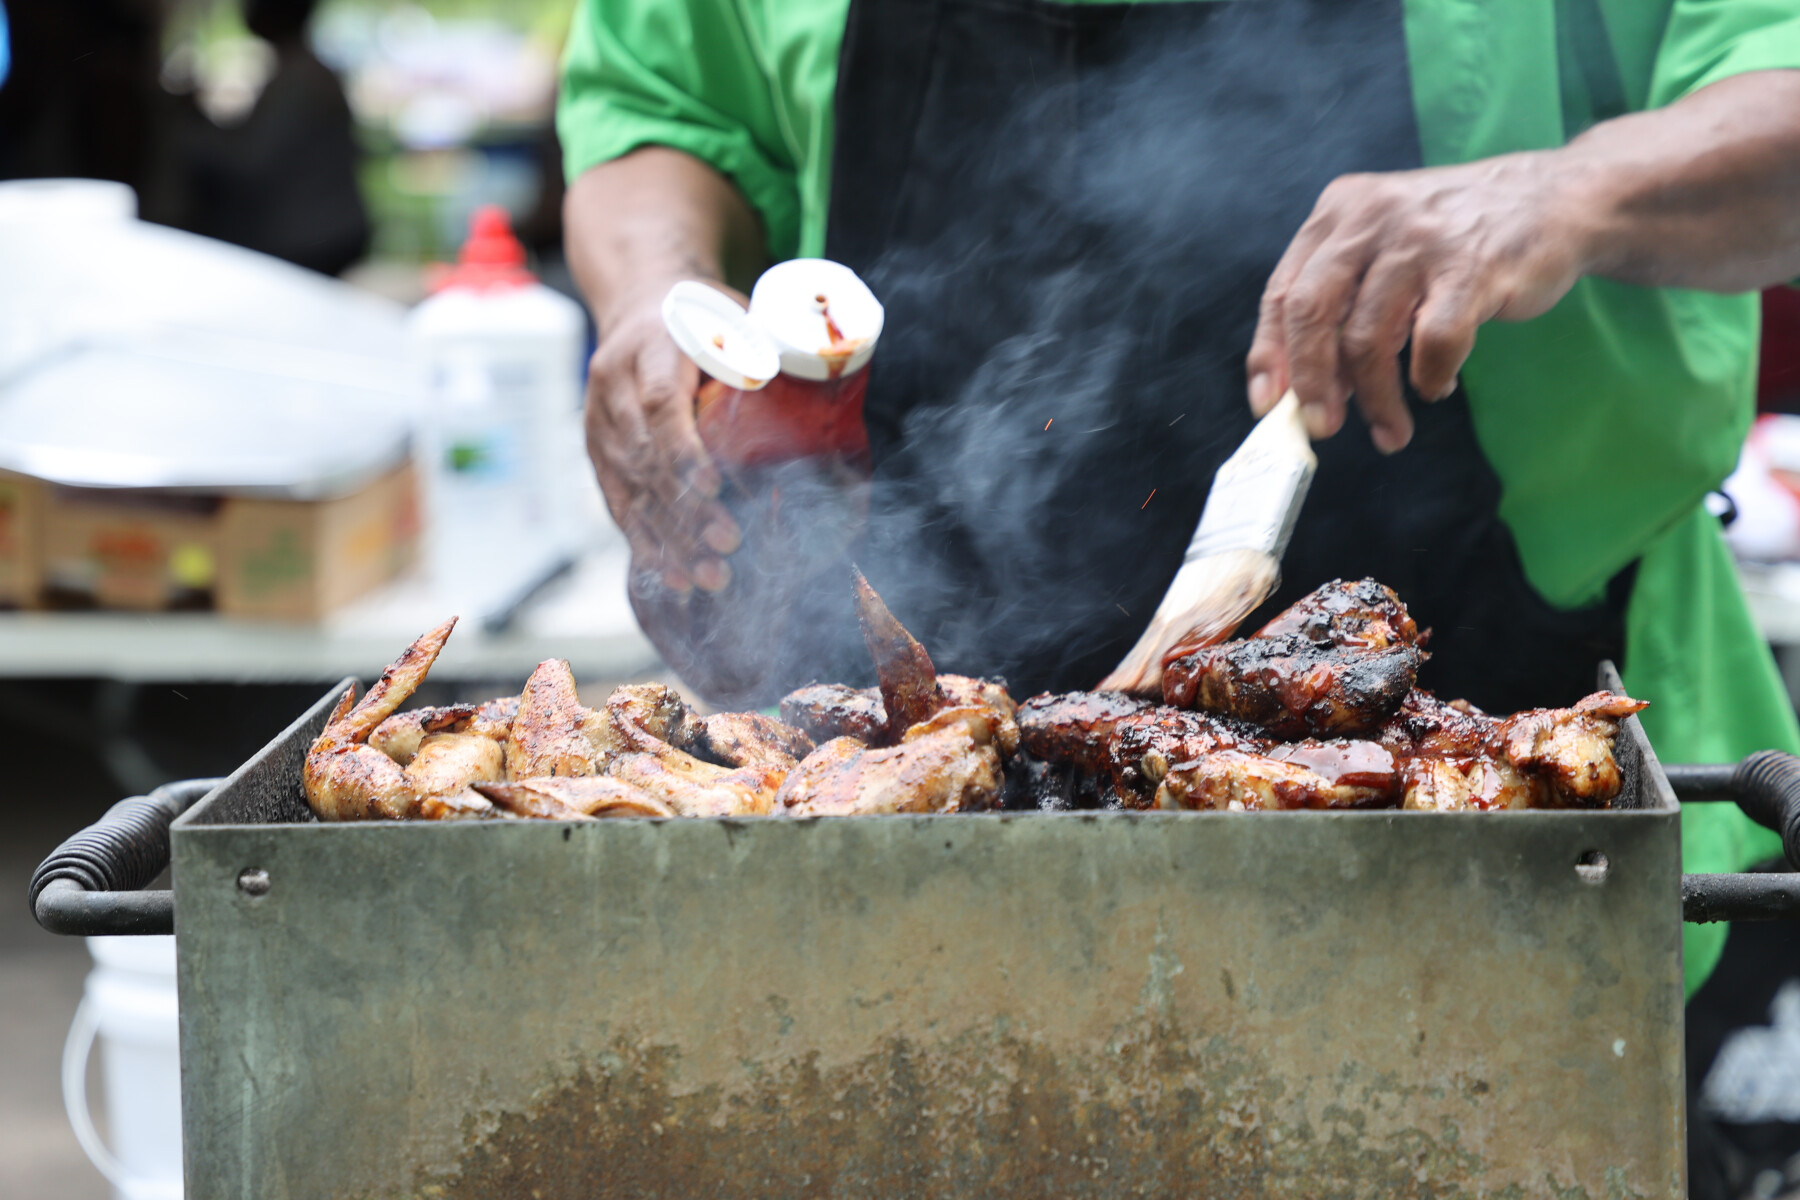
top-left (819, 0), bottom-right (1632, 713)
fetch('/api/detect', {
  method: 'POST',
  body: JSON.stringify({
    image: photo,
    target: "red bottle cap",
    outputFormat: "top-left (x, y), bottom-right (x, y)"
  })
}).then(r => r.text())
top-left (428, 205), bottom-right (534, 292)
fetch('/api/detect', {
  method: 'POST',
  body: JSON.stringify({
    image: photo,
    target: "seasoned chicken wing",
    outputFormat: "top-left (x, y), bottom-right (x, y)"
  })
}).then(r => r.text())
top-left (608, 752), bottom-right (779, 817)
top-left (477, 775), bottom-right (674, 819)
top-left (776, 728), bottom-right (1002, 816)
top-left (780, 683), bottom-right (887, 746)
top-left (304, 618), bottom-right (457, 821)
top-left (1399, 755), bottom-right (1548, 812)
top-left (605, 682), bottom-right (703, 747)
top-left (370, 695), bottom-right (519, 765)
top-left (1500, 692), bottom-right (1649, 805)
top-left (1155, 748), bottom-right (1393, 811)
top-left (506, 659), bottom-right (611, 779)
top-left (1107, 706), bottom-right (1270, 803)
top-left (404, 732), bottom-right (504, 817)
top-left (691, 712), bottom-right (816, 769)
top-left (853, 566), bottom-right (947, 738)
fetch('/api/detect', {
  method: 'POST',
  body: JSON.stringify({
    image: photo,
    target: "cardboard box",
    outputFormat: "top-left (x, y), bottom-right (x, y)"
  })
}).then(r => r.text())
top-left (216, 462), bottom-right (420, 621)
top-left (0, 471), bottom-right (43, 606)
top-left (41, 486), bottom-right (223, 610)
top-left (31, 461), bottom-right (419, 620)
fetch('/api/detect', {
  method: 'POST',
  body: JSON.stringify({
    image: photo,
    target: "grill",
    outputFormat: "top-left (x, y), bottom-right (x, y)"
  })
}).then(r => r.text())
top-left (30, 664), bottom-right (1800, 1199)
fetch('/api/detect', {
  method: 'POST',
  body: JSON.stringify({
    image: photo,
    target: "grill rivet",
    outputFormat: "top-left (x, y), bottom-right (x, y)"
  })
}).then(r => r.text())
top-left (237, 867), bottom-right (271, 897)
top-left (1575, 851), bottom-right (1609, 885)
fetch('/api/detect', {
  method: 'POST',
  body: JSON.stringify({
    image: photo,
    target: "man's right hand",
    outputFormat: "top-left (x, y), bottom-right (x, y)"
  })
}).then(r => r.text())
top-left (564, 148), bottom-right (769, 598)
top-left (585, 287), bottom-right (744, 595)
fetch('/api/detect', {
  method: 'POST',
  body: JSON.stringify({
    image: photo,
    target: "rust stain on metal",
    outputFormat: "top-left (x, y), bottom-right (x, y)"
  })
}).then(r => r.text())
top-left (427, 1012), bottom-right (1539, 1200)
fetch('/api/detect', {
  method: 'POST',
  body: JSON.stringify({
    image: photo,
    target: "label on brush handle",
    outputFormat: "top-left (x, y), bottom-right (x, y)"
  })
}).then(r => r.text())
top-left (1184, 452), bottom-right (1316, 562)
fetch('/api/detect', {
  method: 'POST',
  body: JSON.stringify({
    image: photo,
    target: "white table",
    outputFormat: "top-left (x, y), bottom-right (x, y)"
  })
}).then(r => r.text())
top-left (0, 538), bottom-right (659, 685)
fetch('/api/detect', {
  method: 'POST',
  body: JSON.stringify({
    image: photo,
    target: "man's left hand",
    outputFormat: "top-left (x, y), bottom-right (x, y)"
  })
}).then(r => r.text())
top-left (1246, 71), bottom-right (1800, 453)
top-left (1244, 154), bottom-right (1588, 452)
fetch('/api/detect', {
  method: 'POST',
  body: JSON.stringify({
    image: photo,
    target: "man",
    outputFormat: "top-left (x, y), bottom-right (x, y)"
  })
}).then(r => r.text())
top-left (558, 0), bottom-right (1800, 997)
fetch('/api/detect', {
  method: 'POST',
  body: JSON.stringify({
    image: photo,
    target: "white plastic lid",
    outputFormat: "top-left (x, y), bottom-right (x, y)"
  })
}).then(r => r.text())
top-left (661, 281), bottom-right (779, 391)
top-left (749, 259), bottom-right (883, 381)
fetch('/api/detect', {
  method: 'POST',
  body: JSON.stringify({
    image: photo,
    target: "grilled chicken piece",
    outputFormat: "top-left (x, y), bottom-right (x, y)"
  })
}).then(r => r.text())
top-left (1164, 633), bottom-right (1422, 738)
top-left (477, 776), bottom-right (674, 820)
top-left (1378, 690), bottom-right (1502, 759)
top-left (692, 712), bottom-right (815, 769)
top-left (1399, 755), bottom-right (1549, 812)
top-left (370, 695), bottom-right (520, 766)
top-left (304, 618), bottom-right (457, 821)
top-left (605, 682), bottom-right (703, 747)
top-left (1155, 748), bottom-right (1393, 811)
top-left (404, 732), bottom-right (504, 817)
top-left (370, 702), bottom-right (476, 765)
top-left (507, 659), bottom-right (612, 778)
top-left (608, 751), bottom-right (779, 817)
top-left (1381, 688), bottom-right (1647, 809)
top-left (1108, 706), bottom-right (1270, 803)
top-left (936, 675), bottom-right (1021, 755)
top-left (1253, 577), bottom-right (1421, 649)
top-left (1500, 692), bottom-right (1649, 805)
top-left (777, 727), bottom-right (1002, 816)
top-left (853, 566), bottom-right (947, 739)
top-left (780, 683), bottom-right (887, 745)
top-left (1018, 691), bottom-right (1152, 775)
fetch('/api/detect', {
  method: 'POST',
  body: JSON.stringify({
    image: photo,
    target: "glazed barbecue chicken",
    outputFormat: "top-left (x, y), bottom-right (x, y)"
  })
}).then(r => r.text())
top-left (304, 576), bottom-right (1644, 823)
top-left (1163, 579), bottom-right (1425, 738)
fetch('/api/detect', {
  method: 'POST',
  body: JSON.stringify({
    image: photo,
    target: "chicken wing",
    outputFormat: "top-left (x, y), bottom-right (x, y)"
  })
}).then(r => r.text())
top-left (477, 775), bottom-right (675, 819)
top-left (1399, 755), bottom-right (1549, 812)
top-left (1500, 692), bottom-right (1649, 805)
top-left (779, 683), bottom-right (887, 746)
top-left (776, 728), bottom-right (1002, 816)
top-left (404, 731), bottom-right (504, 816)
top-left (605, 682), bottom-right (703, 747)
top-left (608, 751), bottom-right (779, 817)
top-left (507, 659), bottom-right (612, 779)
top-left (1107, 706), bottom-right (1270, 803)
top-left (1155, 748), bottom-right (1393, 811)
top-left (304, 618), bottom-right (456, 821)
top-left (691, 712), bottom-right (816, 769)
top-left (853, 566), bottom-right (947, 738)
top-left (370, 695), bottom-right (519, 766)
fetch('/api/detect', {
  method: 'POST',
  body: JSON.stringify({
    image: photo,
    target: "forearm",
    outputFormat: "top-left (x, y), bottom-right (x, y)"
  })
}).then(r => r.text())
top-left (1562, 70), bottom-right (1800, 293)
top-left (563, 146), bottom-right (769, 333)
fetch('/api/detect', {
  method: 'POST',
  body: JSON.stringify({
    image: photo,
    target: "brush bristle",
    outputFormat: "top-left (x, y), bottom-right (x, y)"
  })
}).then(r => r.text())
top-left (1098, 549), bottom-right (1280, 696)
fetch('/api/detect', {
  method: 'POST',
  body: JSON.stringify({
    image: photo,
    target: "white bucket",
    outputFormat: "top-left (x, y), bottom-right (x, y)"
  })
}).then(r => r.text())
top-left (64, 935), bottom-right (184, 1200)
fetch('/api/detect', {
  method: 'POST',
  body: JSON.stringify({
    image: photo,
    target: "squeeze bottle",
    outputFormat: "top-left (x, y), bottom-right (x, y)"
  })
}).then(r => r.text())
top-left (408, 207), bottom-right (587, 620)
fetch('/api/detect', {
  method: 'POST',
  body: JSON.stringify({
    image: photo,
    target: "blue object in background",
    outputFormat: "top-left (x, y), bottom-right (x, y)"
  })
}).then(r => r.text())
top-left (1, 1), bottom-right (10, 88)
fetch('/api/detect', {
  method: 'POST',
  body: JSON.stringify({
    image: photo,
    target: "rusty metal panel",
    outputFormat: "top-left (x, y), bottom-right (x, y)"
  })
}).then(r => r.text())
top-left (172, 691), bottom-right (1684, 1200)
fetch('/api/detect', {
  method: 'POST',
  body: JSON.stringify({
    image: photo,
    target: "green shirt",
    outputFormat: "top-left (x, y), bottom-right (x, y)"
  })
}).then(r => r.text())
top-left (560, 0), bottom-right (1800, 993)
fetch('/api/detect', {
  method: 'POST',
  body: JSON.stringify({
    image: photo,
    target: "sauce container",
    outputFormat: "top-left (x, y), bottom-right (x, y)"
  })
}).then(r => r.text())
top-left (662, 260), bottom-right (883, 470)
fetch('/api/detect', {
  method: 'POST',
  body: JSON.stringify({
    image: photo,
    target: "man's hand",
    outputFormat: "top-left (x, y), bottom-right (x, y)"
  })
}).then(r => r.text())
top-left (1248, 70), bottom-right (1800, 452)
top-left (1245, 155), bottom-right (1587, 452)
top-left (584, 285), bottom-right (742, 594)
top-left (564, 147), bottom-right (768, 593)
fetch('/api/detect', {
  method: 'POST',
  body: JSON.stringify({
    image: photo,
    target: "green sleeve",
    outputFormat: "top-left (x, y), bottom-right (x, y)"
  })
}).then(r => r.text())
top-left (556, 0), bottom-right (802, 260)
top-left (1649, 1), bottom-right (1800, 106)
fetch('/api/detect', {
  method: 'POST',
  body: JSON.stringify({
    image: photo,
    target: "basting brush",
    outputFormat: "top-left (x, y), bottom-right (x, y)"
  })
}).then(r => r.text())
top-left (1099, 389), bottom-right (1315, 696)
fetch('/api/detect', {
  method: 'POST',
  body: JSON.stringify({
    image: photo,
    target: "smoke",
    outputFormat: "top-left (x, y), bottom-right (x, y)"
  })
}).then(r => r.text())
top-left (656, 0), bottom-right (1420, 705)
